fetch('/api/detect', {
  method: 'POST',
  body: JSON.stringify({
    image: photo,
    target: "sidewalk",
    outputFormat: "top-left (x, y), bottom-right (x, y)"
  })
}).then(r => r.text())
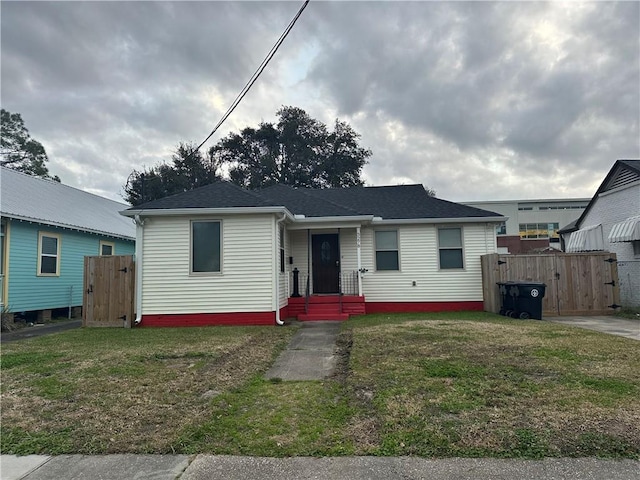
top-left (2, 454), bottom-right (639, 480)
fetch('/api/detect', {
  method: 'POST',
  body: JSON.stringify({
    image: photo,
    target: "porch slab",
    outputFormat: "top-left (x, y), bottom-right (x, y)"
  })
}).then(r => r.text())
top-left (265, 321), bottom-right (341, 381)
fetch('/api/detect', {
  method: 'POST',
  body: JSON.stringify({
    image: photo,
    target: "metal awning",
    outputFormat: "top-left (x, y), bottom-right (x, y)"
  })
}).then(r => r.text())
top-left (565, 224), bottom-right (604, 252)
top-left (608, 215), bottom-right (640, 243)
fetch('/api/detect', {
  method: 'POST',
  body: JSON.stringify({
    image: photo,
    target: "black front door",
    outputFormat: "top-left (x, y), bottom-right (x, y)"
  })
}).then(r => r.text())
top-left (312, 234), bottom-right (340, 294)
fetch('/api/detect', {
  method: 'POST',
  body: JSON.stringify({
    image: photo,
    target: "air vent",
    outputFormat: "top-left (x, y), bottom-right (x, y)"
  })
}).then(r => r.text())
top-left (604, 166), bottom-right (639, 191)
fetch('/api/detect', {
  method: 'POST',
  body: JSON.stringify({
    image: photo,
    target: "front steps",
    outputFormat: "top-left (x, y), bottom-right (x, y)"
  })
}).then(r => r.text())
top-left (288, 295), bottom-right (365, 321)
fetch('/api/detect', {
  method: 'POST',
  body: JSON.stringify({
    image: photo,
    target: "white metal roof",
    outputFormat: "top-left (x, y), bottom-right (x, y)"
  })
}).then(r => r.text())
top-left (565, 224), bottom-right (604, 252)
top-left (609, 215), bottom-right (640, 243)
top-left (0, 167), bottom-right (135, 240)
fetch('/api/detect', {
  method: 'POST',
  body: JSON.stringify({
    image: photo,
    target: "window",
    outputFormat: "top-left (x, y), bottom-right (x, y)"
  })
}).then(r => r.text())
top-left (519, 223), bottom-right (560, 239)
top-left (496, 222), bottom-right (507, 235)
top-left (100, 241), bottom-right (115, 256)
top-left (279, 225), bottom-right (285, 273)
top-left (191, 220), bottom-right (221, 273)
top-left (634, 240), bottom-right (640, 257)
top-left (438, 227), bottom-right (463, 269)
top-left (38, 232), bottom-right (60, 276)
top-left (375, 230), bottom-right (399, 271)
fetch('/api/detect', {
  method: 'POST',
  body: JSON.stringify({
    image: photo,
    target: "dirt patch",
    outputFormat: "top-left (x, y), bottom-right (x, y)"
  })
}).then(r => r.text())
top-left (330, 329), bottom-right (353, 384)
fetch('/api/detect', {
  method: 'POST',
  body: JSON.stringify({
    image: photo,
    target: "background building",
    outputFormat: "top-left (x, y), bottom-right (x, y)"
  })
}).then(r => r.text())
top-left (462, 198), bottom-right (589, 254)
top-left (561, 160), bottom-right (639, 307)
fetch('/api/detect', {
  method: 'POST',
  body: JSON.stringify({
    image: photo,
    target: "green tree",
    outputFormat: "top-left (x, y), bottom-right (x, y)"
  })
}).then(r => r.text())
top-left (124, 107), bottom-right (371, 205)
top-left (209, 106), bottom-right (371, 189)
top-left (124, 142), bottom-right (219, 205)
top-left (1, 109), bottom-right (59, 181)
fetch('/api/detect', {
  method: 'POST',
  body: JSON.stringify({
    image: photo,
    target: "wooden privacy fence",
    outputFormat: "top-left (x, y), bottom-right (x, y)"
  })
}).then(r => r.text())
top-left (481, 252), bottom-right (620, 316)
top-left (83, 255), bottom-right (135, 328)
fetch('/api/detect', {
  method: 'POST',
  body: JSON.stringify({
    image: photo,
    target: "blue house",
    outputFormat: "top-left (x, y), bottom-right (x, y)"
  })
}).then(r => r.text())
top-left (1, 167), bottom-right (135, 321)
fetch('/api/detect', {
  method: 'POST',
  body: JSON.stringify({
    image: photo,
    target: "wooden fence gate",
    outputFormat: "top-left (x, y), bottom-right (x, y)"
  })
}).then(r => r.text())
top-left (83, 255), bottom-right (135, 327)
top-left (481, 252), bottom-right (620, 316)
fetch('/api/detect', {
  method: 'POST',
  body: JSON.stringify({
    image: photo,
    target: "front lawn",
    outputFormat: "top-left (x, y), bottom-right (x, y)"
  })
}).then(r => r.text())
top-left (2, 312), bottom-right (639, 458)
top-left (1, 326), bottom-right (296, 454)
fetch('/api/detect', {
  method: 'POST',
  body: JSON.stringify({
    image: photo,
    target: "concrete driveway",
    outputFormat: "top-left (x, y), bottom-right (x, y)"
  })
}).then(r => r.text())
top-left (1, 320), bottom-right (82, 343)
top-left (546, 316), bottom-right (640, 340)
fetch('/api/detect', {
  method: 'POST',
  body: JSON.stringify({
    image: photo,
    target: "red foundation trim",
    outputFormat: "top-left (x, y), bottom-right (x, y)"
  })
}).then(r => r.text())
top-left (278, 305), bottom-right (289, 321)
top-left (365, 301), bottom-right (484, 314)
top-left (140, 311), bottom-right (276, 327)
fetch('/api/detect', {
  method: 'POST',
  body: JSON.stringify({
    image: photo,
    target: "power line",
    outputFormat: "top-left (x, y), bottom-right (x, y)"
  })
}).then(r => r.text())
top-left (190, 0), bottom-right (310, 157)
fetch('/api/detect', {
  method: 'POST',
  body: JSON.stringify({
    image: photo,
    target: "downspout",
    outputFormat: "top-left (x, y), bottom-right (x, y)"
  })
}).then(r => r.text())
top-left (356, 226), bottom-right (363, 296)
top-left (275, 213), bottom-right (287, 326)
top-left (133, 215), bottom-right (145, 326)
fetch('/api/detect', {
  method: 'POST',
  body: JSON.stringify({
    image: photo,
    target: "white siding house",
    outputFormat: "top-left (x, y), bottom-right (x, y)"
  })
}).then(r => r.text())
top-left (562, 160), bottom-right (640, 307)
top-left (122, 182), bottom-right (504, 326)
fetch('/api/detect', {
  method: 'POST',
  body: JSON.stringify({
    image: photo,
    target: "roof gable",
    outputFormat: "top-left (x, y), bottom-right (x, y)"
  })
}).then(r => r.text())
top-left (1, 167), bottom-right (135, 240)
top-left (574, 159), bottom-right (640, 230)
top-left (601, 160), bottom-right (640, 192)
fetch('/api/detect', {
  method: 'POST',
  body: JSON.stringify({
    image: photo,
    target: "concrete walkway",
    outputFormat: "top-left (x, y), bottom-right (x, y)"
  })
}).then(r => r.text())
top-left (264, 320), bottom-right (342, 381)
top-left (2, 454), bottom-right (638, 480)
top-left (547, 316), bottom-right (640, 340)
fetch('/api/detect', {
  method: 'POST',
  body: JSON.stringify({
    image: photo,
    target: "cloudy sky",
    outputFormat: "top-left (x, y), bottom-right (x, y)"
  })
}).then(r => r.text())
top-left (2, 1), bottom-right (638, 204)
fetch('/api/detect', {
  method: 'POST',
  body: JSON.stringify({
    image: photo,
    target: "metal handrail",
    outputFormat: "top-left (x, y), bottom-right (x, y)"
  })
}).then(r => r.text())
top-left (338, 272), bottom-right (343, 313)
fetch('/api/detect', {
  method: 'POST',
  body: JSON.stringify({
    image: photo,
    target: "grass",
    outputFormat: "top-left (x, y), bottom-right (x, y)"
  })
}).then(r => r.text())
top-left (1, 311), bottom-right (639, 458)
top-left (615, 307), bottom-right (640, 320)
top-left (1, 326), bottom-right (296, 454)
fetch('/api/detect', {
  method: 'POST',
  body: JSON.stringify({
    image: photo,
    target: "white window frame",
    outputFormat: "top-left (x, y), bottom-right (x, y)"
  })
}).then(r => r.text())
top-left (374, 229), bottom-right (400, 271)
top-left (279, 225), bottom-right (285, 273)
top-left (190, 219), bottom-right (222, 275)
top-left (99, 240), bottom-right (115, 256)
top-left (438, 227), bottom-right (464, 270)
top-left (37, 231), bottom-right (61, 276)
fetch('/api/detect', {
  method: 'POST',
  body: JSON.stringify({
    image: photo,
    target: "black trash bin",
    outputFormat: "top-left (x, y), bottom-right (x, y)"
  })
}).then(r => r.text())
top-left (511, 282), bottom-right (546, 320)
top-left (497, 281), bottom-right (518, 316)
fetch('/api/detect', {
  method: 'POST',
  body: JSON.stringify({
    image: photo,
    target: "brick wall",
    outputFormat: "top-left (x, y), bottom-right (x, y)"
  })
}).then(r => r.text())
top-left (497, 236), bottom-right (550, 254)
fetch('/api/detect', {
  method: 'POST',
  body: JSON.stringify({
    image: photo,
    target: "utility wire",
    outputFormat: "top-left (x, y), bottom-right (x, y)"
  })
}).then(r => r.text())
top-left (190, 0), bottom-right (310, 157)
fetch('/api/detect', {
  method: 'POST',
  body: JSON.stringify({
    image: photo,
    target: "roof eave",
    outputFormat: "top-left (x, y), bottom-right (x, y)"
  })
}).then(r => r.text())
top-left (372, 216), bottom-right (507, 225)
top-left (292, 215), bottom-right (375, 223)
top-left (121, 206), bottom-right (294, 219)
top-left (2, 213), bottom-right (135, 241)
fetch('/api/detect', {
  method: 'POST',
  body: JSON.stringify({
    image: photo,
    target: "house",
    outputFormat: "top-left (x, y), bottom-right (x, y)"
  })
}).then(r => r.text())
top-left (0, 167), bottom-right (136, 321)
top-left (561, 159), bottom-right (640, 307)
top-left (462, 198), bottom-right (589, 253)
top-left (121, 182), bottom-right (504, 326)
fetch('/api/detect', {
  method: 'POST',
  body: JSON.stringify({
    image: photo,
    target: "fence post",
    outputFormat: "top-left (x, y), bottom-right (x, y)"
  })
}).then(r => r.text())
top-left (481, 253), bottom-right (501, 313)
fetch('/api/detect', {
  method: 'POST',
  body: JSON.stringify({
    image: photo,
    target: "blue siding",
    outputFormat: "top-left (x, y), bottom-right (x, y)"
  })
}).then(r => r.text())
top-left (6, 219), bottom-right (134, 313)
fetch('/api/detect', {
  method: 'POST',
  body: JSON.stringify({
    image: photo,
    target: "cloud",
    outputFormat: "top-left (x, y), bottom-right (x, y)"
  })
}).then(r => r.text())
top-left (1, 1), bottom-right (638, 203)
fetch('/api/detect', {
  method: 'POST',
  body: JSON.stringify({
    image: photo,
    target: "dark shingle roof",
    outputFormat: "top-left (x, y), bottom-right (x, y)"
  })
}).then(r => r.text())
top-left (128, 181), bottom-right (502, 220)
top-left (300, 184), bottom-right (500, 219)
top-left (257, 184), bottom-right (361, 217)
top-left (130, 181), bottom-right (276, 210)
top-left (619, 159), bottom-right (640, 173)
